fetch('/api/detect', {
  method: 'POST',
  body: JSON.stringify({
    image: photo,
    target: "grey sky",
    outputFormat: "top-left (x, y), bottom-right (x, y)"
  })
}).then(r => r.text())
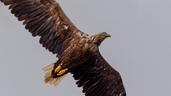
top-left (0, 0), bottom-right (171, 96)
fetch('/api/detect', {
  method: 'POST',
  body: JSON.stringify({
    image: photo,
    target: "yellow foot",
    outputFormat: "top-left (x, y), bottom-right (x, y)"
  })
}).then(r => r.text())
top-left (57, 68), bottom-right (68, 76)
top-left (55, 65), bottom-right (62, 73)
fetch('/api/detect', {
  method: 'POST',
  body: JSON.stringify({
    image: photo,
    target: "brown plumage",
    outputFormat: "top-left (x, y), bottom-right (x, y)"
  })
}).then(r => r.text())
top-left (0, 0), bottom-right (126, 96)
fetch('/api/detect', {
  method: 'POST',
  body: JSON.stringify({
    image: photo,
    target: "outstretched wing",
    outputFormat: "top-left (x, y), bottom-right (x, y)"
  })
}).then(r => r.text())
top-left (0, 0), bottom-right (84, 55)
top-left (72, 51), bottom-right (126, 96)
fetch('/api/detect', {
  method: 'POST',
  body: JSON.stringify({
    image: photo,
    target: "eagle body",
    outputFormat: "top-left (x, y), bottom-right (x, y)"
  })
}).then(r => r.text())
top-left (51, 32), bottom-right (109, 78)
top-left (0, 0), bottom-right (126, 96)
top-left (52, 34), bottom-right (95, 76)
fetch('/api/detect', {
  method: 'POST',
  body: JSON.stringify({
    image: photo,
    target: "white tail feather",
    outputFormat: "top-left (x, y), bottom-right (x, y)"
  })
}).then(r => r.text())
top-left (43, 63), bottom-right (66, 86)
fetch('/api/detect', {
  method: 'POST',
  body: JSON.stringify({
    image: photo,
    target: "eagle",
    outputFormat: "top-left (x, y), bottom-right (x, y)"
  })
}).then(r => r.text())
top-left (0, 0), bottom-right (126, 96)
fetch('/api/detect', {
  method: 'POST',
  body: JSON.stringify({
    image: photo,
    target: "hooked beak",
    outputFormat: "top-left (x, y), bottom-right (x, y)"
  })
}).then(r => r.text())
top-left (106, 34), bottom-right (111, 38)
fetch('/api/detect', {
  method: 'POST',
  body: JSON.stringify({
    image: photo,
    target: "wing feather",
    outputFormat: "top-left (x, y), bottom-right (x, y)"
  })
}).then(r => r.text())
top-left (0, 0), bottom-right (83, 55)
top-left (72, 52), bottom-right (126, 96)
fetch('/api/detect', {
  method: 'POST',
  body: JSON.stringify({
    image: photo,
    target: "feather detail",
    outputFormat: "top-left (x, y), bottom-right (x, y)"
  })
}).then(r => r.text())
top-left (72, 52), bottom-right (126, 96)
top-left (0, 0), bottom-right (83, 56)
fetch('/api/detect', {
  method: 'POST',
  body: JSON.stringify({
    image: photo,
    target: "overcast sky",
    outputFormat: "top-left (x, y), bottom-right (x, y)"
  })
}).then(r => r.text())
top-left (0, 0), bottom-right (171, 96)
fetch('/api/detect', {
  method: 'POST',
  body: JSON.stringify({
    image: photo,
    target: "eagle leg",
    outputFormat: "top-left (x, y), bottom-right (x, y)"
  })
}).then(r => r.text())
top-left (57, 68), bottom-right (68, 76)
top-left (55, 65), bottom-right (62, 73)
top-left (52, 63), bottom-right (69, 78)
top-left (43, 63), bottom-right (67, 86)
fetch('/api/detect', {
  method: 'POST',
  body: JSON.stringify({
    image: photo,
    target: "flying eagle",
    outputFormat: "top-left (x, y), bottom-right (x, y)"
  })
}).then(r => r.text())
top-left (0, 0), bottom-right (126, 96)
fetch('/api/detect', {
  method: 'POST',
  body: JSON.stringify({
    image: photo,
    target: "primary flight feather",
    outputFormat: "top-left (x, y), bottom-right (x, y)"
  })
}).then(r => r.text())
top-left (0, 0), bottom-right (126, 96)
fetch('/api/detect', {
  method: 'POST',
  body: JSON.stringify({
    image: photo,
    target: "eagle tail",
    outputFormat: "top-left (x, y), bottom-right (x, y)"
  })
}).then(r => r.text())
top-left (43, 63), bottom-right (66, 86)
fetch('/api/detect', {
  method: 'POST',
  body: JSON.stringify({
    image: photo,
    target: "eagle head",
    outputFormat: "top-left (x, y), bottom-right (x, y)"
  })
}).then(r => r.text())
top-left (92, 32), bottom-right (111, 46)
